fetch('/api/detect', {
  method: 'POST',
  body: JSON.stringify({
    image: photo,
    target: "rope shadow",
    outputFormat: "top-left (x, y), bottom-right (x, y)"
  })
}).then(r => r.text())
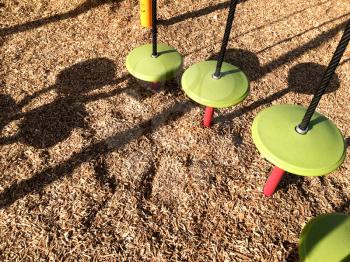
top-left (159, 1), bottom-right (232, 26)
top-left (0, 0), bottom-right (123, 37)
top-left (257, 13), bottom-right (350, 55)
top-left (184, 1), bottom-right (333, 56)
top-left (340, 58), bottom-right (350, 66)
top-left (159, 0), bottom-right (323, 27)
top-left (0, 36), bottom-right (9, 131)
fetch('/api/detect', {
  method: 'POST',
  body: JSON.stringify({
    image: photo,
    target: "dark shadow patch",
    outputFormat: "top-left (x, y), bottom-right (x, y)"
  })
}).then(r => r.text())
top-left (288, 62), bottom-right (339, 95)
top-left (278, 173), bottom-right (305, 195)
top-left (81, 154), bottom-right (118, 230)
top-left (340, 254), bottom-right (350, 262)
top-left (157, 49), bottom-right (177, 56)
top-left (209, 48), bottom-right (261, 81)
top-left (136, 162), bottom-right (157, 218)
top-left (284, 242), bottom-right (299, 262)
top-left (276, 173), bottom-right (320, 215)
top-left (94, 156), bottom-right (117, 193)
top-left (81, 199), bottom-right (109, 229)
top-left (81, 150), bottom-right (120, 230)
top-left (345, 137), bottom-right (350, 148)
top-left (138, 162), bottom-right (157, 201)
top-left (220, 69), bottom-right (241, 77)
top-left (17, 97), bottom-right (88, 148)
top-left (334, 200), bottom-right (350, 214)
top-left (0, 94), bottom-right (18, 132)
top-left (308, 115), bottom-right (328, 130)
top-left (125, 74), bottom-right (182, 101)
top-left (232, 132), bottom-right (243, 147)
top-left (0, 58), bottom-right (129, 149)
top-left (56, 58), bottom-right (117, 96)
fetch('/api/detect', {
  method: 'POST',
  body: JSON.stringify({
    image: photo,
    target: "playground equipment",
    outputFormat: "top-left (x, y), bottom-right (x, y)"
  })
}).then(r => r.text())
top-left (140, 0), bottom-right (152, 28)
top-left (299, 213), bottom-right (350, 262)
top-left (127, 0), bottom-right (182, 84)
top-left (252, 20), bottom-right (350, 196)
top-left (181, 0), bottom-right (249, 127)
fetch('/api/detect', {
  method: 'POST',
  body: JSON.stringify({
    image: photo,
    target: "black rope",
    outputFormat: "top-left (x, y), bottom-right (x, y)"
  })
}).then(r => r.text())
top-left (213, 0), bottom-right (240, 78)
top-left (152, 0), bottom-right (157, 57)
top-left (297, 19), bottom-right (350, 133)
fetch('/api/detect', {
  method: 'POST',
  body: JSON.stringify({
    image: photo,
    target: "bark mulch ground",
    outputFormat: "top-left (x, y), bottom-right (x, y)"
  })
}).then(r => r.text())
top-left (0, 0), bottom-right (349, 261)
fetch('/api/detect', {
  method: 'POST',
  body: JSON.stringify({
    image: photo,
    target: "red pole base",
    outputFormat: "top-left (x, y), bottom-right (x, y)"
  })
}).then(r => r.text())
top-left (203, 107), bottom-right (214, 127)
top-left (263, 166), bottom-right (285, 197)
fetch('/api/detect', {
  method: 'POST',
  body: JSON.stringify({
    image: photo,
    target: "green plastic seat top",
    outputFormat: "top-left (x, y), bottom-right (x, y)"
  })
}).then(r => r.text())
top-left (299, 213), bottom-right (350, 262)
top-left (251, 104), bottom-right (345, 176)
top-left (126, 43), bottom-right (183, 82)
top-left (181, 60), bottom-right (249, 108)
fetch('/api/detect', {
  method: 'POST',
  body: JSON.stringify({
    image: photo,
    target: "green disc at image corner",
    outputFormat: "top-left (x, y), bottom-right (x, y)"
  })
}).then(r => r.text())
top-left (251, 104), bottom-right (345, 176)
top-left (181, 60), bottom-right (249, 108)
top-left (126, 43), bottom-right (183, 82)
top-left (299, 213), bottom-right (350, 262)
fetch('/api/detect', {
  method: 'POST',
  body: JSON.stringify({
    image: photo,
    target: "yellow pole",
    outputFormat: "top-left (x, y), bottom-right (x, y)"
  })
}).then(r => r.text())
top-left (140, 0), bottom-right (152, 28)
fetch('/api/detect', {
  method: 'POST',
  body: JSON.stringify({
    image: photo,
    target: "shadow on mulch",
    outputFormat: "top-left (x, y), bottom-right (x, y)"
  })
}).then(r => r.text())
top-left (0, 52), bottom-right (193, 208)
top-left (275, 168), bottom-right (350, 214)
top-left (159, 0), bottom-right (249, 27)
top-left (0, 40), bottom-right (192, 208)
top-left (335, 200), bottom-right (350, 213)
top-left (137, 161), bottom-right (157, 217)
top-left (345, 137), bottom-right (350, 148)
top-left (0, 0), bottom-right (124, 37)
top-left (257, 12), bottom-right (350, 55)
top-left (341, 58), bottom-right (350, 66)
top-left (278, 173), bottom-right (307, 197)
top-left (284, 242), bottom-right (299, 262)
top-left (0, 36), bottom-right (9, 131)
top-left (160, 0), bottom-right (325, 29)
top-left (0, 58), bottom-right (129, 148)
top-left (0, 55), bottom-right (183, 148)
top-left (80, 155), bottom-right (118, 229)
top-left (0, 7), bottom-right (348, 210)
top-left (0, 98), bottom-right (194, 209)
top-left (210, 19), bottom-right (346, 124)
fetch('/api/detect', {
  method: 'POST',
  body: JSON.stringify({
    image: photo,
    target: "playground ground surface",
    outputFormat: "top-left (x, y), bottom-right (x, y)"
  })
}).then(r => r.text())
top-left (0, 0), bottom-right (349, 261)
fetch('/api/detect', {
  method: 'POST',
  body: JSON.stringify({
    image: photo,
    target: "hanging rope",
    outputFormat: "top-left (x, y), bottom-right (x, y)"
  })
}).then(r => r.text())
top-left (152, 0), bottom-right (157, 57)
top-left (213, 0), bottom-right (239, 78)
top-left (297, 19), bottom-right (350, 133)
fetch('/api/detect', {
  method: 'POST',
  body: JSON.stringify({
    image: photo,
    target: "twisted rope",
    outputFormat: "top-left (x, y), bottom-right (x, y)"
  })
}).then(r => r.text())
top-left (297, 19), bottom-right (350, 133)
top-left (213, 0), bottom-right (240, 78)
